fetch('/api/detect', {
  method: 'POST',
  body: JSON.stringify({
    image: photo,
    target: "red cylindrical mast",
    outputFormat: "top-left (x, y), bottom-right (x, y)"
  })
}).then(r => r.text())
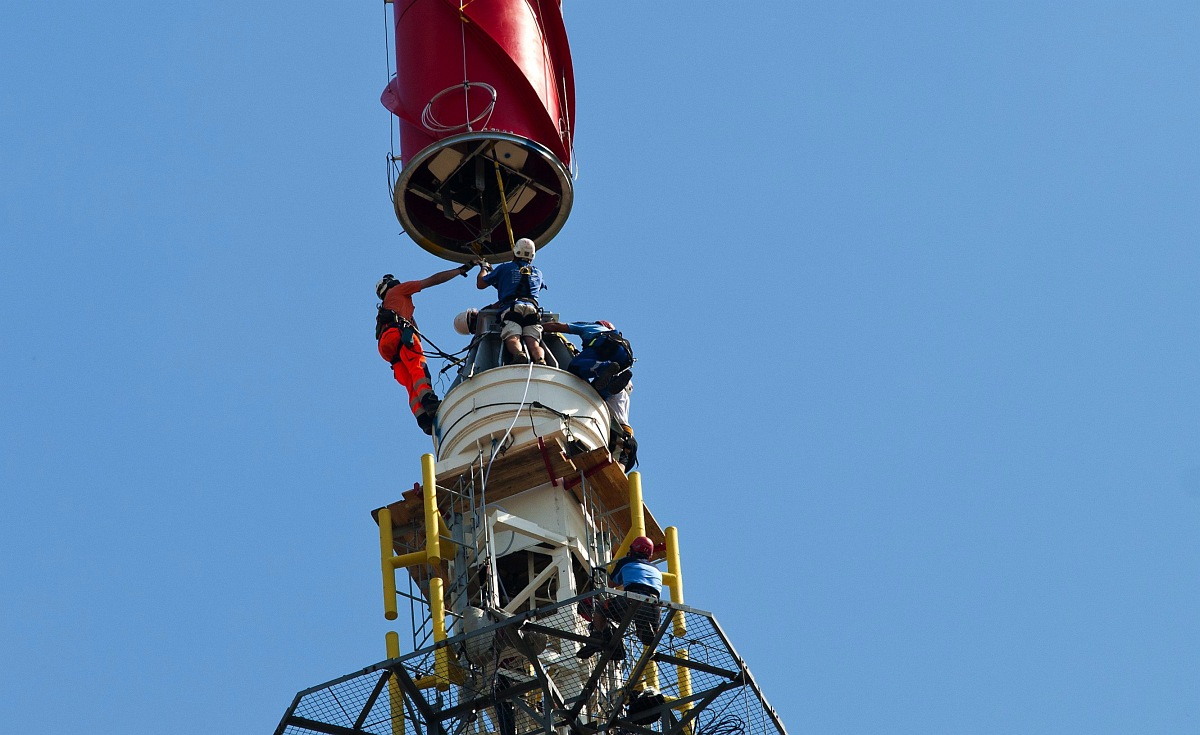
top-left (383, 0), bottom-right (575, 262)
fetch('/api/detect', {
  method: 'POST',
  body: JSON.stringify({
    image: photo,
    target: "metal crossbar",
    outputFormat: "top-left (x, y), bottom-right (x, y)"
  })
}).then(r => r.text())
top-left (275, 589), bottom-right (786, 735)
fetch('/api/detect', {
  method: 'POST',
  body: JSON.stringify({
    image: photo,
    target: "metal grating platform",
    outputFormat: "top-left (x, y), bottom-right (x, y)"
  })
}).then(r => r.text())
top-left (276, 590), bottom-right (786, 735)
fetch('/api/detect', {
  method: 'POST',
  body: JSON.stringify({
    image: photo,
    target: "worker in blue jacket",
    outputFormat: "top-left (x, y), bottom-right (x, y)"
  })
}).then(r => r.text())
top-left (608, 536), bottom-right (662, 645)
top-left (543, 320), bottom-right (633, 398)
top-left (546, 320), bottom-right (638, 468)
top-left (478, 237), bottom-right (547, 364)
top-left (577, 536), bottom-right (663, 659)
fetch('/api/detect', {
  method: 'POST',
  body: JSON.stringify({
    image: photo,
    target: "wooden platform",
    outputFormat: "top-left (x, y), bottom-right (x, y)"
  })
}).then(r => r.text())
top-left (371, 433), bottom-right (665, 564)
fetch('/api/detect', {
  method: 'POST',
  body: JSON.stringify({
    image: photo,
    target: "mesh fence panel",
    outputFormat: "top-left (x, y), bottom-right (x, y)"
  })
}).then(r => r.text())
top-left (276, 590), bottom-right (785, 735)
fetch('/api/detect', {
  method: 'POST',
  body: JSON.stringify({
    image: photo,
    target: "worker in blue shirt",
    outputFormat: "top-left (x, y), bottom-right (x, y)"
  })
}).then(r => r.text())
top-left (609, 536), bottom-right (662, 598)
top-left (545, 320), bottom-right (638, 468)
top-left (543, 320), bottom-right (633, 398)
top-left (608, 536), bottom-right (662, 645)
top-left (577, 536), bottom-right (663, 659)
top-left (477, 237), bottom-right (547, 364)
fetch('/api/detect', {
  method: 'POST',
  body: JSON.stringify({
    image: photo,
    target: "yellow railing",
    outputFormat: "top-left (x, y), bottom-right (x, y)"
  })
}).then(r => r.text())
top-left (380, 453), bottom-right (458, 692)
top-left (386, 631), bottom-right (404, 735)
top-left (605, 472), bottom-right (692, 707)
top-left (380, 458), bottom-right (690, 712)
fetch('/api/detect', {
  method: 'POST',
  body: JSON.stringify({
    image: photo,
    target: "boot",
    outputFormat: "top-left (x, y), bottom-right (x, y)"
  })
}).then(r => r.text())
top-left (577, 625), bottom-right (613, 659)
top-left (611, 638), bottom-right (627, 662)
top-left (416, 412), bottom-right (434, 436)
top-left (576, 639), bottom-right (602, 659)
top-left (591, 363), bottom-right (621, 394)
top-left (577, 626), bottom-right (627, 662)
top-left (419, 392), bottom-right (441, 415)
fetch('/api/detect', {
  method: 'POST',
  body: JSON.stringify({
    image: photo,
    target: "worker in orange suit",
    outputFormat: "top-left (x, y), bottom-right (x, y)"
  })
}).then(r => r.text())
top-left (375, 263), bottom-right (478, 434)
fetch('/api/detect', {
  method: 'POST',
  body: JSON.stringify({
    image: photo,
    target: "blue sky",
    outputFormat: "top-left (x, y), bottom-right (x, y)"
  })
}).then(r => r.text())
top-left (3, 2), bottom-right (1199, 733)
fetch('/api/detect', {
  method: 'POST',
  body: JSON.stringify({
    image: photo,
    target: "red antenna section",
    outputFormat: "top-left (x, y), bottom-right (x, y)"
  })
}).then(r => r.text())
top-left (383, 0), bottom-right (575, 262)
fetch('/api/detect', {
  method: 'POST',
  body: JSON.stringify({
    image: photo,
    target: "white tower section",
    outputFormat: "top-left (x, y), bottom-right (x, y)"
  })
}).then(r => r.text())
top-left (431, 359), bottom-right (655, 615)
top-left (435, 364), bottom-right (613, 610)
top-left (435, 364), bottom-right (611, 468)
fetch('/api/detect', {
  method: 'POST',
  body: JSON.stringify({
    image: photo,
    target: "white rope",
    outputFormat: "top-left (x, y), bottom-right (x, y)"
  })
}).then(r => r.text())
top-left (482, 358), bottom-right (537, 490)
top-left (477, 358), bottom-right (536, 611)
top-left (421, 82), bottom-right (497, 133)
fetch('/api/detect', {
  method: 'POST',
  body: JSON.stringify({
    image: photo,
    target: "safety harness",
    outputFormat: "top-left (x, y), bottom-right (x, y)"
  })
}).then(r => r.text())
top-left (376, 308), bottom-right (418, 363)
top-left (513, 263), bottom-right (538, 307)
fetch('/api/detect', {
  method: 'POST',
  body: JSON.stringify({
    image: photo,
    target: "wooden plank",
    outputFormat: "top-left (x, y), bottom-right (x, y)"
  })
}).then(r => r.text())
top-left (438, 437), bottom-right (577, 512)
top-left (565, 448), bottom-right (665, 546)
top-left (367, 432), bottom-right (667, 587)
top-left (567, 449), bottom-right (629, 503)
top-left (371, 434), bottom-right (577, 537)
top-left (641, 505), bottom-right (665, 546)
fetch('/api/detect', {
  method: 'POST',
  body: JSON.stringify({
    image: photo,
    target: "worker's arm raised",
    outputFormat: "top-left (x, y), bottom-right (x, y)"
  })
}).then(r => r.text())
top-left (419, 264), bottom-right (473, 290)
top-left (476, 262), bottom-right (493, 290)
top-left (542, 321), bottom-right (568, 333)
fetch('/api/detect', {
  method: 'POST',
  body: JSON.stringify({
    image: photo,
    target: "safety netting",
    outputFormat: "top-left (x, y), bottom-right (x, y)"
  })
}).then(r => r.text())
top-left (275, 589), bottom-right (786, 735)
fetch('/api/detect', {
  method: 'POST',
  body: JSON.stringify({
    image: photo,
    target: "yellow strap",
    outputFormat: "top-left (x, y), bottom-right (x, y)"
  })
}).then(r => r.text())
top-left (493, 159), bottom-right (515, 248)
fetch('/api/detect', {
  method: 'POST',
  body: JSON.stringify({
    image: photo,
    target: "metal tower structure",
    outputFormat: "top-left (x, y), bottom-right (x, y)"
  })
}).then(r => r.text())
top-left (275, 315), bottom-right (788, 735)
top-left (274, 4), bottom-right (787, 734)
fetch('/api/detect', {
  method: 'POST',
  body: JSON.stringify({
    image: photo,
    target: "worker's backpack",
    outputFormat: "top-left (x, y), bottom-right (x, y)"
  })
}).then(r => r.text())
top-left (584, 331), bottom-right (633, 368)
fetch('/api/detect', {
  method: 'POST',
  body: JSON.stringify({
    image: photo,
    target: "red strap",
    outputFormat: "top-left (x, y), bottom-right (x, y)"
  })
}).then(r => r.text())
top-left (537, 437), bottom-right (559, 487)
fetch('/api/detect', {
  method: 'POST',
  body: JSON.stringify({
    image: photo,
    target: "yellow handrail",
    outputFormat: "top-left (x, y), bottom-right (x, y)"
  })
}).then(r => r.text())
top-left (380, 453), bottom-right (456, 690)
top-left (666, 526), bottom-right (692, 723)
top-left (380, 506), bottom-right (399, 621)
top-left (422, 454), bottom-right (442, 563)
top-left (386, 631), bottom-right (404, 735)
top-left (609, 471), bottom-right (646, 568)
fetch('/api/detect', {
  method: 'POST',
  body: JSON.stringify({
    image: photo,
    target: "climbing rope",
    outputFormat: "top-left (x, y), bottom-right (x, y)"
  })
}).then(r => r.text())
top-left (391, 314), bottom-right (475, 363)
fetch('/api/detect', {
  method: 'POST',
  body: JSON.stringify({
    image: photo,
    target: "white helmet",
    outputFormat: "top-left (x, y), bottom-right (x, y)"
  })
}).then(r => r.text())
top-left (512, 237), bottom-right (536, 261)
top-left (453, 308), bottom-right (479, 335)
top-left (375, 274), bottom-right (398, 299)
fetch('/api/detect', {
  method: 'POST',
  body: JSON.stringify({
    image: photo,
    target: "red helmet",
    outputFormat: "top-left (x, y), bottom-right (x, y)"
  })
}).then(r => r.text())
top-left (597, 320), bottom-right (615, 330)
top-left (630, 536), bottom-right (654, 557)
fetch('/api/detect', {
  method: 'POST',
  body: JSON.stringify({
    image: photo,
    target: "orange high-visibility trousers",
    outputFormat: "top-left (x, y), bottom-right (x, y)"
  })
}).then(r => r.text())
top-left (378, 328), bottom-right (435, 417)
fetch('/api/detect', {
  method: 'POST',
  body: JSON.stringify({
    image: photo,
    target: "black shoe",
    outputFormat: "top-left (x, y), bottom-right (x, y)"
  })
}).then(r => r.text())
top-left (578, 625), bottom-right (619, 660)
top-left (416, 413), bottom-right (434, 435)
top-left (578, 638), bottom-right (627, 662)
top-left (591, 363), bottom-right (620, 393)
top-left (612, 641), bottom-right (627, 662)
top-left (419, 392), bottom-right (441, 414)
top-left (607, 370), bottom-right (632, 395)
